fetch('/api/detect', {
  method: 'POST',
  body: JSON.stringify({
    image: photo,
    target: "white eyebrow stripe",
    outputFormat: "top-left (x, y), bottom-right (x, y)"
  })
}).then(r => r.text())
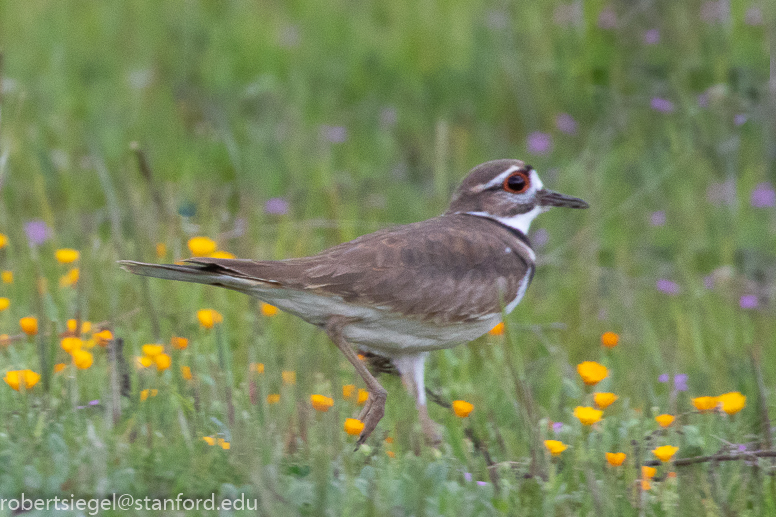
top-left (475, 165), bottom-right (523, 191)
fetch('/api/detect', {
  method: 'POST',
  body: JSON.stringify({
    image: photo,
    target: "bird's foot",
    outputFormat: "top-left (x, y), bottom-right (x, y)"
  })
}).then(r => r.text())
top-left (355, 387), bottom-right (387, 450)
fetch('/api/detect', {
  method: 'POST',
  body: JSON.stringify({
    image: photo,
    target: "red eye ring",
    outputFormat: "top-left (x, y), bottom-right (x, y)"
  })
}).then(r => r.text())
top-left (503, 171), bottom-right (530, 194)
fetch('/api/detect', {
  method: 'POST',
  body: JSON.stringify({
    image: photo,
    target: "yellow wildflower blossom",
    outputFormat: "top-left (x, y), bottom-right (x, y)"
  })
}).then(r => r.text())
top-left (197, 308), bottom-right (223, 329)
top-left (601, 331), bottom-right (619, 348)
top-left (210, 250), bottom-right (235, 259)
top-left (181, 366), bottom-right (193, 380)
top-left (606, 452), bottom-right (626, 466)
top-left (652, 445), bottom-right (679, 462)
top-left (310, 394), bottom-right (334, 412)
top-left (344, 418), bottom-right (365, 436)
top-left (1, 271), bottom-right (12, 284)
top-left (544, 440), bottom-right (568, 456)
top-left (488, 322), bottom-right (505, 336)
top-left (577, 361), bottom-right (608, 386)
top-left (452, 400), bottom-right (474, 418)
top-left (266, 393), bottom-right (280, 404)
top-left (19, 316), bottom-right (38, 336)
top-left (282, 370), bottom-right (296, 385)
top-left (655, 414), bottom-right (675, 427)
top-left (72, 349), bottom-right (94, 369)
top-left (55, 248), bottom-right (80, 264)
top-left (718, 391), bottom-right (746, 415)
top-left (342, 384), bottom-right (355, 399)
top-left (153, 352), bottom-right (172, 371)
top-left (4, 369), bottom-right (41, 391)
top-left (573, 406), bottom-right (603, 426)
top-left (142, 344), bottom-right (164, 357)
top-left (171, 336), bottom-right (188, 350)
top-left (59, 267), bottom-right (79, 287)
top-left (0, 298), bottom-right (9, 311)
top-left (692, 396), bottom-right (720, 412)
top-left (260, 303), bottom-right (279, 316)
top-left (187, 237), bottom-right (217, 257)
top-left (593, 392), bottom-right (618, 409)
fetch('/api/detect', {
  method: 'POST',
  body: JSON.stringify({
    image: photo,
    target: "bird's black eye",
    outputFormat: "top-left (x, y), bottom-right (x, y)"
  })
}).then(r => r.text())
top-left (503, 171), bottom-right (530, 194)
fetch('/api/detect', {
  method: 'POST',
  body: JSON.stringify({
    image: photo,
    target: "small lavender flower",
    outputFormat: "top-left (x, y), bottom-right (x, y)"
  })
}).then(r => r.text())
top-left (658, 374), bottom-right (669, 383)
top-left (650, 97), bottom-right (675, 113)
top-left (750, 183), bottom-right (775, 208)
top-left (476, 481), bottom-right (489, 487)
top-left (526, 132), bottom-right (552, 155)
top-left (643, 29), bottom-right (660, 45)
top-left (552, 421), bottom-right (564, 435)
top-left (744, 7), bottom-right (763, 26)
top-left (320, 125), bottom-right (348, 143)
top-left (656, 279), bottom-right (681, 295)
top-left (532, 228), bottom-right (549, 249)
top-left (734, 114), bottom-right (747, 126)
top-left (739, 294), bottom-right (758, 309)
top-left (463, 472), bottom-right (473, 482)
top-left (24, 220), bottom-right (51, 246)
top-left (673, 374), bottom-right (688, 392)
top-left (737, 444), bottom-right (747, 453)
top-left (555, 113), bottom-right (577, 135)
top-left (650, 211), bottom-right (666, 226)
top-left (597, 7), bottom-right (617, 29)
top-left (264, 197), bottom-right (290, 215)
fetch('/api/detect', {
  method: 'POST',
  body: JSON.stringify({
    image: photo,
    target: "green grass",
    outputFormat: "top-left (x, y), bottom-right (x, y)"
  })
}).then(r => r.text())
top-left (0, 0), bottom-right (774, 515)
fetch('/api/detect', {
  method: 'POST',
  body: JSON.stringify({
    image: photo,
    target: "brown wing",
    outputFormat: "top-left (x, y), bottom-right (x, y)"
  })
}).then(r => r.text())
top-left (188, 214), bottom-right (533, 323)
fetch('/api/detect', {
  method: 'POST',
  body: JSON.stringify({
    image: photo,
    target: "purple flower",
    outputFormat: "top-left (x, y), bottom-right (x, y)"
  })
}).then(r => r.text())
top-left (737, 444), bottom-right (747, 453)
top-left (658, 374), bottom-right (669, 383)
top-left (673, 374), bottom-right (688, 392)
top-left (24, 220), bottom-right (51, 246)
top-left (463, 472), bottom-right (473, 482)
top-left (734, 114), bottom-right (748, 126)
top-left (477, 481), bottom-right (489, 487)
top-left (744, 8), bottom-right (763, 26)
top-left (703, 275), bottom-right (715, 289)
top-left (597, 7), bottom-right (617, 29)
top-left (264, 197), bottom-right (290, 215)
top-left (643, 29), bottom-right (660, 45)
top-left (700, 1), bottom-right (729, 23)
top-left (526, 132), bottom-right (553, 155)
top-left (552, 421), bottom-right (564, 435)
top-left (532, 228), bottom-right (549, 249)
top-left (555, 113), bottom-right (577, 135)
top-left (750, 183), bottom-right (775, 208)
top-left (650, 97), bottom-right (675, 113)
top-left (656, 279), bottom-right (681, 295)
top-left (650, 211), bottom-right (666, 226)
top-left (320, 125), bottom-right (348, 143)
top-left (739, 295), bottom-right (758, 309)
top-left (697, 93), bottom-right (709, 108)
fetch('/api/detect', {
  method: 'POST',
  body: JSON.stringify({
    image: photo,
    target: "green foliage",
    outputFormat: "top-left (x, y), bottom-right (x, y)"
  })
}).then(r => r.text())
top-left (0, 0), bottom-right (774, 515)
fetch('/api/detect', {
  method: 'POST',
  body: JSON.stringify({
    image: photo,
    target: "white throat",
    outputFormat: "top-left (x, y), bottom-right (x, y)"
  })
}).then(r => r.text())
top-left (464, 206), bottom-right (544, 235)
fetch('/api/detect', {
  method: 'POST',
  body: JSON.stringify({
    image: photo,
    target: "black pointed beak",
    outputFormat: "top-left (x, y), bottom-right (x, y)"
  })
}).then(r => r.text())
top-left (537, 189), bottom-right (589, 209)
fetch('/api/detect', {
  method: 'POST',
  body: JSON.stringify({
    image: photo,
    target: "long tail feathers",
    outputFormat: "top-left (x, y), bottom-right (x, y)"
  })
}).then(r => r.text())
top-left (117, 260), bottom-right (258, 291)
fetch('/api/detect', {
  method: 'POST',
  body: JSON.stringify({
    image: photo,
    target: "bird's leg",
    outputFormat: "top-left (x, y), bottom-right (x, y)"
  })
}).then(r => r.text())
top-left (394, 353), bottom-right (442, 447)
top-left (325, 316), bottom-right (387, 448)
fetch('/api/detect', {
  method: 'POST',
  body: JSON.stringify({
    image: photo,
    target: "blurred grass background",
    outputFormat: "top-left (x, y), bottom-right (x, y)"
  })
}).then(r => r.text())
top-left (0, 0), bottom-right (774, 515)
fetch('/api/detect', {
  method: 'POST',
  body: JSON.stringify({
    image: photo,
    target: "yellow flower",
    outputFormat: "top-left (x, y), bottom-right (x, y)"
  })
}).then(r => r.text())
top-left (386, 450), bottom-right (396, 458)
top-left (344, 418), bottom-right (365, 436)
top-left (718, 391), bottom-right (746, 415)
top-left (357, 388), bottom-right (369, 405)
top-left (59, 267), bottom-right (80, 287)
top-left (140, 389), bottom-right (150, 401)
top-left (61, 336), bottom-right (83, 353)
top-left (452, 400), bottom-right (474, 418)
top-left (573, 406), bottom-right (603, 426)
top-left (260, 303), bottom-right (279, 316)
top-left (606, 452), bottom-right (626, 466)
top-left (181, 366), bottom-right (193, 380)
top-left (155, 242), bottom-right (167, 259)
top-left (135, 355), bottom-right (153, 369)
top-left (342, 384), bottom-right (355, 399)
top-left (282, 370), bottom-right (296, 385)
top-left (202, 436), bottom-right (215, 445)
top-left (81, 321), bottom-right (92, 334)
top-left (0, 234), bottom-right (7, 249)
top-left (642, 465), bottom-right (657, 478)
top-left (593, 392), bottom-right (618, 409)
top-left (652, 445), bottom-right (679, 462)
top-left (93, 329), bottom-right (113, 347)
top-left (488, 322), bottom-right (505, 336)
top-left (53, 363), bottom-right (66, 374)
top-left (153, 352), bottom-right (171, 371)
top-left (641, 479), bottom-right (652, 491)
top-left (217, 438), bottom-right (231, 450)
top-left (142, 344), bottom-right (164, 357)
top-left (601, 331), bottom-right (619, 348)
top-left (72, 349), bottom-right (94, 369)
top-left (544, 439), bottom-right (568, 456)
top-left (210, 250), bottom-right (235, 259)
top-left (1, 271), bottom-right (12, 284)
top-left (171, 336), bottom-right (188, 350)
top-left (187, 237), bottom-right (218, 257)
top-left (0, 298), bottom-right (9, 311)
top-left (655, 414), bottom-right (675, 428)
top-left (4, 369), bottom-right (41, 391)
top-left (310, 394), bottom-right (334, 412)
top-left (55, 248), bottom-right (80, 263)
top-left (250, 362), bottom-right (265, 374)
top-left (577, 361), bottom-right (608, 386)
top-left (266, 393), bottom-right (280, 404)
top-left (692, 396), bottom-right (720, 412)
top-left (197, 308), bottom-right (223, 329)
top-left (0, 334), bottom-right (9, 347)
top-left (19, 316), bottom-right (38, 336)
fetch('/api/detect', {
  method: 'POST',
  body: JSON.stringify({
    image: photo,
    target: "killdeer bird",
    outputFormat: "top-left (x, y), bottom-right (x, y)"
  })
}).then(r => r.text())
top-left (119, 159), bottom-right (588, 446)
